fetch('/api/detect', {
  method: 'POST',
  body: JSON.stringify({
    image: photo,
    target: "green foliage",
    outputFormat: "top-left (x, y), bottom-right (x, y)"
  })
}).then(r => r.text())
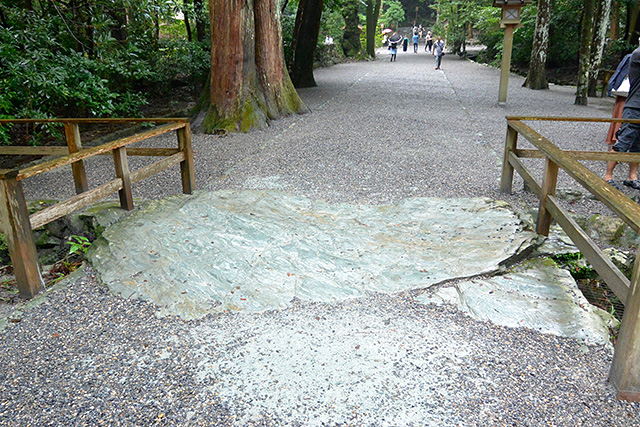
top-left (66, 235), bottom-right (91, 257)
top-left (380, 0), bottom-right (405, 29)
top-left (0, 0), bottom-right (210, 138)
top-left (552, 252), bottom-right (598, 280)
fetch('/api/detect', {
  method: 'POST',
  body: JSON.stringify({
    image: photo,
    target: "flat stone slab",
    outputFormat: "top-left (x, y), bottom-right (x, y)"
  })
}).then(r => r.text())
top-left (90, 190), bottom-right (536, 319)
top-left (417, 258), bottom-right (615, 346)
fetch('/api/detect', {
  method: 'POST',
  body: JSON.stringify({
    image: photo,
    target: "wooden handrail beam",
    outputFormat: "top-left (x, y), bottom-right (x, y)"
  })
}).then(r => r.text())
top-left (17, 122), bottom-right (185, 181)
top-left (0, 118), bottom-right (189, 124)
top-left (514, 148), bottom-right (640, 162)
top-left (506, 116), bottom-right (640, 124)
top-left (507, 120), bottom-right (640, 233)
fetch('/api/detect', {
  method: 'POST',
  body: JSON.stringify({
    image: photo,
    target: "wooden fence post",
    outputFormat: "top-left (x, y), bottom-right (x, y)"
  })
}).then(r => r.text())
top-left (500, 123), bottom-right (518, 193)
top-left (536, 158), bottom-right (558, 236)
top-left (609, 245), bottom-right (640, 401)
top-left (112, 147), bottom-right (134, 211)
top-left (0, 170), bottom-right (44, 298)
top-left (177, 123), bottom-right (195, 194)
top-left (63, 122), bottom-right (89, 194)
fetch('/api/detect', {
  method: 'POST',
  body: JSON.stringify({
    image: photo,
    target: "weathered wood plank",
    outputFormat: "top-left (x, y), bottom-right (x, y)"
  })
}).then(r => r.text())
top-left (507, 152), bottom-right (542, 197)
top-left (18, 123), bottom-right (185, 181)
top-left (29, 178), bottom-right (123, 230)
top-left (507, 116), bottom-right (640, 124)
top-left (537, 158), bottom-right (559, 236)
top-left (113, 147), bottom-right (134, 211)
top-left (508, 120), bottom-right (640, 233)
top-left (177, 124), bottom-right (195, 194)
top-left (0, 171), bottom-right (44, 298)
top-left (500, 125), bottom-right (518, 193)
top-left (0, 147), bottom-right (70, 156)
top-left (546, 195), bottom-right (629, 304)
top-left (609, 245), bottom-right (640, 401)
top-left (515, 148), bottom-right (640, 163)
top-left (64, 122), bottom-right (89, 194)
top-left (0, 118), bottom-right (188, 124)
top-left (0, 147), bottom-right (180, 157)
top-left (130, 152), bottom-right (185, 184)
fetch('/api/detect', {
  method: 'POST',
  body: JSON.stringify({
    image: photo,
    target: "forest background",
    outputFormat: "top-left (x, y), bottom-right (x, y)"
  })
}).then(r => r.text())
top-left (2, 0), bottom-right (640, 142)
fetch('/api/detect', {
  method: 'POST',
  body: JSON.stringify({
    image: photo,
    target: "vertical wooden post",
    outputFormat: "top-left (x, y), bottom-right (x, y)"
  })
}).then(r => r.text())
top-left (0, 170), bottom-right (44, 298)
top-left (610, 245), bottom-right (640, 402)
top-left (500, 123), bottom-right (518, 193)
top-left (112, 147), bottom-right (134, 211)
top-left (177, 123), bottom-right (195, 194)
top-left (536, 158), bottom-right (558, 236)
top-left (498, 24), bottom-right (516, 104)
top-left (63, 122), bottom-right (89, 194)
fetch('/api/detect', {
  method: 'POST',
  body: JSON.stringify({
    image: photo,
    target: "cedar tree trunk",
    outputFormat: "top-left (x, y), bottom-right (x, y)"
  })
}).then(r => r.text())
top-left (290, 0), bottom-right (324, 88)
top-left (524, 0), bottom-right (552, 90)
top-left (588, 0), bottom-right (612, 97)
top-left (202, 0), bottom-right (307, 133)
top-left (575, 0), bottom-right (595, 105)
top-left (610, 0), bottom-right (619, 40)
top-left (341, 2), bottom-right (361, 58)
top-left (366, 0), bottom-right (382, 58)
top-left (194, 0), bottom-right (206, 42)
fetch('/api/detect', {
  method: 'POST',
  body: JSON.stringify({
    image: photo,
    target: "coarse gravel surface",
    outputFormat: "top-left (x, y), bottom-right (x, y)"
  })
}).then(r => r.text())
top-left (3, 48), bottom-right (640, 426)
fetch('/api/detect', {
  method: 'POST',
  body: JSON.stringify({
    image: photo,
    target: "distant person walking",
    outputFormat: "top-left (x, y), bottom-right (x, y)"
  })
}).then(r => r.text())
top-left (433, 36), bottom-right (445, 69)
top-left (611, 46), bottom-right (640, 186)
top-left (402, 36), bottom-right (408, 52)
top-left (412, 33), bottom-right (419, 53)
top-left (388, 34), bottom-right (399, 62)
top-left (425, 31), bottom-right (433, 52)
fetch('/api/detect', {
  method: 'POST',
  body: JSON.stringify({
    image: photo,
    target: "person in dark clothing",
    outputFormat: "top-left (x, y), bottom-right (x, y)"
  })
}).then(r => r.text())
top-left (612, 46), bottom-right (640, 189)
top-left (402, 36), bottom-right (408, 52)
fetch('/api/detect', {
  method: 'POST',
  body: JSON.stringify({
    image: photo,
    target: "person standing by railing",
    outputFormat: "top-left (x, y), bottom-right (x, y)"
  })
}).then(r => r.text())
top-left (604, 53), bottom-right (640, 189)
top-left (611, 45), bottom-right (640, 187)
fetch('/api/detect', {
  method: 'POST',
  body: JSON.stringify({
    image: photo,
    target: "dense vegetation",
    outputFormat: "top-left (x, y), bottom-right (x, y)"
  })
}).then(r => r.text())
top-left (3, 0), bottom-right (640, 139)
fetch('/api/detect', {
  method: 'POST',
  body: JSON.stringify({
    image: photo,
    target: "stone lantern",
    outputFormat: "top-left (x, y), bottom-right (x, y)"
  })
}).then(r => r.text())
top-left (493, 0), bottom-right (533, 103)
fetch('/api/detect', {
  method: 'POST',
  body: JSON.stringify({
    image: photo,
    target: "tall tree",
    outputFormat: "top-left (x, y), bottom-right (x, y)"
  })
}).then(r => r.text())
top-left (341, 0), bottom-right (361, 57)
top-left (193, 0), bottom-right (206, 42)
top-left (365, 0), bottom-right (382, 58)
top-left (610, 0), bottom-right (619, 40)
top-left (202, 0), bottom-right (307, 133)
top-left (290, 0), bottom-right (324, 88)
top-left (575, 0), bottom-right (596, 106)
top-left (588, 0), bottom-right (612, 97)
top-left (524, 0), bottom-right (552, 90)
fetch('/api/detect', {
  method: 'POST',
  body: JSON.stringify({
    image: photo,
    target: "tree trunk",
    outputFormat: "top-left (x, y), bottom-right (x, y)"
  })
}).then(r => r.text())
top-left (588, 0), bottom-right (612, 97)
top-left (194, 0), bottom-right (206, 43)
top-left (183, 2), bottom-right (193, 42)
top-left (610, 0), bottom-right (619, 40)
top-left (365, 0), bottom-right (382, 58)
top-left (290, 0), bottom-right (324, 88)
top-left (575, 0), bottom-right (595, 106)
top-left (524, 0), bottom-right (552, 89)
top-left (627, 5), bottom-right (640, 44)
top-left (341, 1), bottom-right (361, 58)
top-left (202, 0), bottom-right (307, 133)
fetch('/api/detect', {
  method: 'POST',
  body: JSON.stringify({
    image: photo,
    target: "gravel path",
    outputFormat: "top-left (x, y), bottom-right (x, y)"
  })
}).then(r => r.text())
top-left (3, 50), bottom-right (640, 425)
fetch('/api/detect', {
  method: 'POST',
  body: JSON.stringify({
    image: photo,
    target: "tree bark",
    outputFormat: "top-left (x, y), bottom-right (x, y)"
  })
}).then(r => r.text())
top-left (588, 0), bottom-right (612, 97)
top-left (202, 0), bottom-right (307, 133)
top-left (194, 0), bottom-right (206, 43)
top-left (183, 1), bottom-right (193, 42)
top-left (575, 0), bottom-right (595, 106)
top-left (341, 1), bottom-right (361, 58)
top-left (610, 0), bottom-right (619, 40)
top-left (524, 0), bottom-right (552, 90)
top-left (365, 0), bottom-right (382, 58)
top-left (627, 5), bottom-right (640, 44)
top-left (290, 0), bottom-right (324, 88)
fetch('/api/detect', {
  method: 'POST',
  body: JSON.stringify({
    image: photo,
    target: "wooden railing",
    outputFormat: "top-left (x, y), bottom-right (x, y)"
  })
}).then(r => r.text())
top-left (0, 118), bottom-right (195, 300)
top-left (500, 116), bottom-right (640, 402)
